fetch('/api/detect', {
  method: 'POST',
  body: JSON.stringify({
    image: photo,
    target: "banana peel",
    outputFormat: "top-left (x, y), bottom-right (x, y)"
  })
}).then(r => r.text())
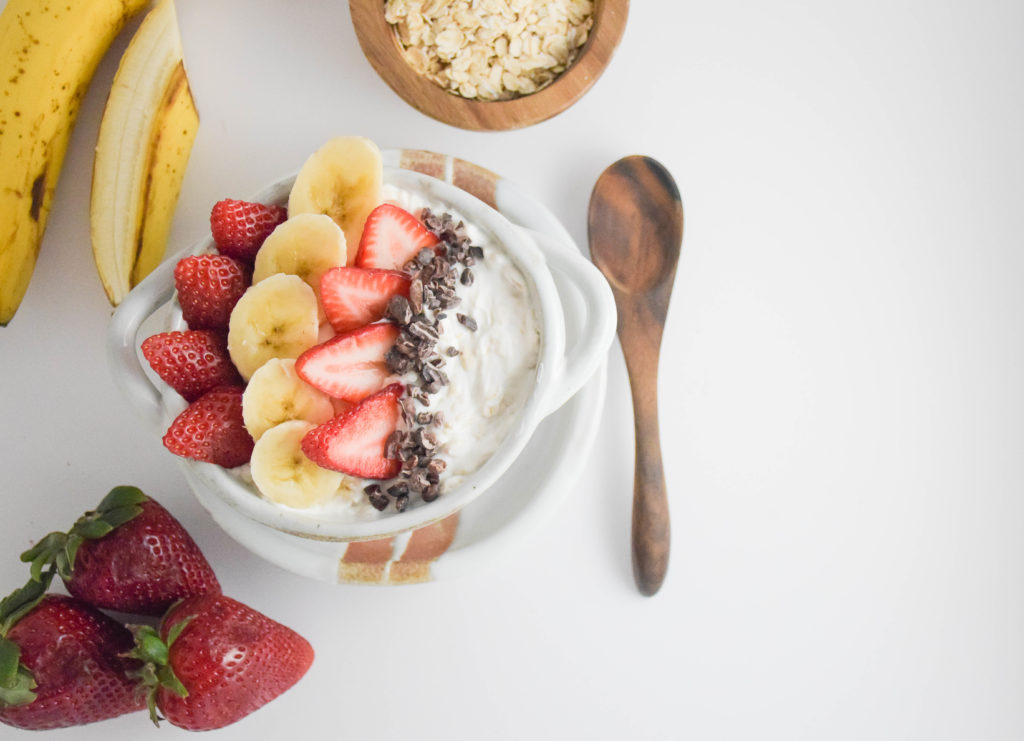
top-left (92, 0), bottom-right (199, 306)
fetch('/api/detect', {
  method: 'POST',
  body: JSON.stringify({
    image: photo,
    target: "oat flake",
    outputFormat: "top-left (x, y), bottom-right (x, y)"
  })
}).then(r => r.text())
top-left (384, 0), bottom-right (595, 101)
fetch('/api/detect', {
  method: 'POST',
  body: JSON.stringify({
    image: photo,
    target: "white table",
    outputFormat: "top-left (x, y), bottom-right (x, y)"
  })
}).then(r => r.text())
top-left (2, 1), bottom-right (1022, 738)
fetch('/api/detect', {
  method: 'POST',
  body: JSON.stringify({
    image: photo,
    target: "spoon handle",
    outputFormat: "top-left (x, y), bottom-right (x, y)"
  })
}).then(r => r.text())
top-left (628, 360), bottom-right (670, 596)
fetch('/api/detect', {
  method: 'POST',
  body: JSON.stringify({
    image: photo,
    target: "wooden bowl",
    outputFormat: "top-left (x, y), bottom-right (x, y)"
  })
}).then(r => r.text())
top-left (349, 0), bottom-right (629, 131)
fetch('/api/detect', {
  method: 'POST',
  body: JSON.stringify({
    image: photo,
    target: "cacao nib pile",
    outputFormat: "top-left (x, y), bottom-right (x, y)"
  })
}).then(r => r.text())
top-left (365, 208), bottom-right (484, 512)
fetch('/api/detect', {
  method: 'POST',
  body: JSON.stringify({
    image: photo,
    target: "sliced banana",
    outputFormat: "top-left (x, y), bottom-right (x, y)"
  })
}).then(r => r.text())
top-left (242, 358), bottom-right (336, 441)
top-left (227, 273), bottom-right (319, 381)
top-left (250, 420), bottom-right (344, 508)
top-left (288, 136), bottom-right (382, 263)
top-left (253, 213), bottom-right (348, 290)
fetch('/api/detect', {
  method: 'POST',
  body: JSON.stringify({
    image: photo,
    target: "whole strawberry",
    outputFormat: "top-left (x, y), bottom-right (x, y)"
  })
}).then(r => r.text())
top-left (22, 486), bottom-right (220, 617)
top-left (0, 591), bottom-right (145, 730)
top-left (131, 594), bottom-right (314, 730)
top-left (141, 330), bottom-right (243, 402)
top-left (174, 254), bottom-right (249, 330)
top-left (163, 386), bottom-right (254, 467)
top-left (211, 199), bottom-right (288, 263)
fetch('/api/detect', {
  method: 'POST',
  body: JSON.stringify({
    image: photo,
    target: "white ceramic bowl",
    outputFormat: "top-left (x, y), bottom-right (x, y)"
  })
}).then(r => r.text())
top-left (109, 161), bottom-right (615, 545)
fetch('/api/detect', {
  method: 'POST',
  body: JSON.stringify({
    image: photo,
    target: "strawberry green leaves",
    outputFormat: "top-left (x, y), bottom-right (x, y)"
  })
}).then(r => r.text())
top-left (126, 620), bottom-right (192, 726)
top-left (0, 637), bottom-right (36, 708)
top-left (0, 573), bottom-right (48, 637)
top-left (20, 486), bottom-right (147, 582)
top-left (0, 569), bottom-right (49, 708)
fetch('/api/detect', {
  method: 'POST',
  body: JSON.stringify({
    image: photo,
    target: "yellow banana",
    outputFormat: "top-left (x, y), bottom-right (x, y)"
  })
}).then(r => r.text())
top-left (92, 0), bottom-right (199, 304)
top-left (0, 0), bottom-right (148, 326)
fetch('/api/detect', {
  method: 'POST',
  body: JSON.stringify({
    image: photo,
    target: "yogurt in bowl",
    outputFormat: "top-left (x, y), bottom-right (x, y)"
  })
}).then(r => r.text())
top-left (380, 184), bottom-right (542, 496)
top-left (236, 178), bottom-right (544, 521)
top-left (109, 143), bottom-right (615, 546)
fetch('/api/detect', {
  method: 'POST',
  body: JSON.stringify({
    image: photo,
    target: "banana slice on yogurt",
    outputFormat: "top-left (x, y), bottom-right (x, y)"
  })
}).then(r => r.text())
top-left (242, 358), bottom-right (336, 441)
top-left (227, 273), bottom-right (319, 380)
top-left (288, 136), bottom-right (383, 263)
top-left (250, 420), bottom-right (344, 508)
top-left (253, 213), bottom-right (348, 290)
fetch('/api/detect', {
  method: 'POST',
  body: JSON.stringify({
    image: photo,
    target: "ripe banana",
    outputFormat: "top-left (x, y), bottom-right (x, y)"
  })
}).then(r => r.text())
top-left (227, 273), bottom-right (320, 381)
top-left (250, 420), bottom-right (346, 508)
top-left (242, 358), bottom-right (336, 441)
top-left (288, 136), bottom-right (383, 264)
top-left (0, 0), bottom-right (149, 325)
top-left (253, 213), bottom-right (348, 295)
top-left (91, 0), bottom-right (199, 305)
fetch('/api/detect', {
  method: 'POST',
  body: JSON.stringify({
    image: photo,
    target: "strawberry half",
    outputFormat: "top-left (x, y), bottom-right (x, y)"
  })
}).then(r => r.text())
top-left (174, 254), bottom-right (249, 330)
top-left (320, 266), bottom-right (410, 333)
top-left (295, 323), bottom-right (400, 403)
top-left (21, 487), bottom-right (220, 617)
top-left (163, 386), bottom-right (254, 468)
top-left (354, 203), bottom-right (440, 271)
top-left (129, 593), bottom-right (314, 731)
top-left (210, 199), bottom-right (287, 263)
top-left (0, 593), bottom-right (144, 730)
top-left (301, 383), bottom-right (403, 479)
top-left (141, 330), bottom-right (242, 402)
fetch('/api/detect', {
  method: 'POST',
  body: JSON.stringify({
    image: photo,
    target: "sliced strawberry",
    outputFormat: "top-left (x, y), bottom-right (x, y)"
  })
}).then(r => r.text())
top-left (354, 204), bottom-right (440, 271)
top-left (141, 330), bottom-right (242, 402)
top-left (162, 386), bottom-right (254, 468)
top-left (301, 384), bottom-right (404, 479)
top-left (331, 398), bottom-right (354, 416)
top-left (295, 323), bottom-right (399, 403)
top-left (174, 255), bottom-right (249, 330)
top-left (210, 199), bottom-right (287, 263)
top-left (320, 266), bottom-right (411, 333)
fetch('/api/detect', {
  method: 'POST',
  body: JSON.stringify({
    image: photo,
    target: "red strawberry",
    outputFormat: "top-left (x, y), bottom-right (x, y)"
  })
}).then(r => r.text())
top-left (301, 383), bottom-right (403, 479)
top-left (174, 254), bottom-right (249, 330)
top-left (320, 266), bottom-right (411, 333)
top-left (141, 330), bottom-right (242, 402)
top-left (163, 386), bottom-right (254, 468)
top-left (210, 199), bottom-right (287, 262)
top-left (295, 323), bottom-right (399, 403)
top-left (130, 594), bottom-right (314, 731)
top-left (0, 593), bottom-right (144, 730)
top-left (21, 487), bottom-right (220, 617)
top-left (331, 398), bottom-right (354, 416)
top-left (354, 203), bottom-right (440, 270)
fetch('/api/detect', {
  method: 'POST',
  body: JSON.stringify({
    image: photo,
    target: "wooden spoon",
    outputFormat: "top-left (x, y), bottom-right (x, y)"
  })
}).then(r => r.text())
top-left (588, 156), bottom-right (683, 596)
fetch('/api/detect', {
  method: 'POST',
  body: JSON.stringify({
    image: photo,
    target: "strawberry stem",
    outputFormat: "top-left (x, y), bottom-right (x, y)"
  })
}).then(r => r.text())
top-left (0, 569), bottom-right (55, 708)
top-left (126, 617), bottom-right (193, 726)
top-left (0, 637), bottom-right (37, 708)
top-left (0, 571), bottom-right (51, 637)
top-left (20, 486), bottom-right (148, 581)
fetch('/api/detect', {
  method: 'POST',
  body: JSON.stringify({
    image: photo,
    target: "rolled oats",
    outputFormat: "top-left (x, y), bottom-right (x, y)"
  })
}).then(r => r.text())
top-left (383, 0), bottom-right (595, 101)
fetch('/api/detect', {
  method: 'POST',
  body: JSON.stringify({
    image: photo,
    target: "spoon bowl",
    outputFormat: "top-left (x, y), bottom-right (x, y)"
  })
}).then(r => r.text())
top-left (588, 155), bottom-right (683, 596)
top-left (589, 157), bottom-right (682, 294)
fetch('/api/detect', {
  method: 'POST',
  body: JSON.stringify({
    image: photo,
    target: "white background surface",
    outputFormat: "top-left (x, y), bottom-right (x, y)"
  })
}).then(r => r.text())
top-left (2, 0), bottom-right (1023, 738)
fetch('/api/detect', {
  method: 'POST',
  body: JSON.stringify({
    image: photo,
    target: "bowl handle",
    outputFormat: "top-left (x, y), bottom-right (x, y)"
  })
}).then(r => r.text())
top-left (107, 257), bottom-right (178, 429)
top-left (522, 228), bottom-right (617, 417)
